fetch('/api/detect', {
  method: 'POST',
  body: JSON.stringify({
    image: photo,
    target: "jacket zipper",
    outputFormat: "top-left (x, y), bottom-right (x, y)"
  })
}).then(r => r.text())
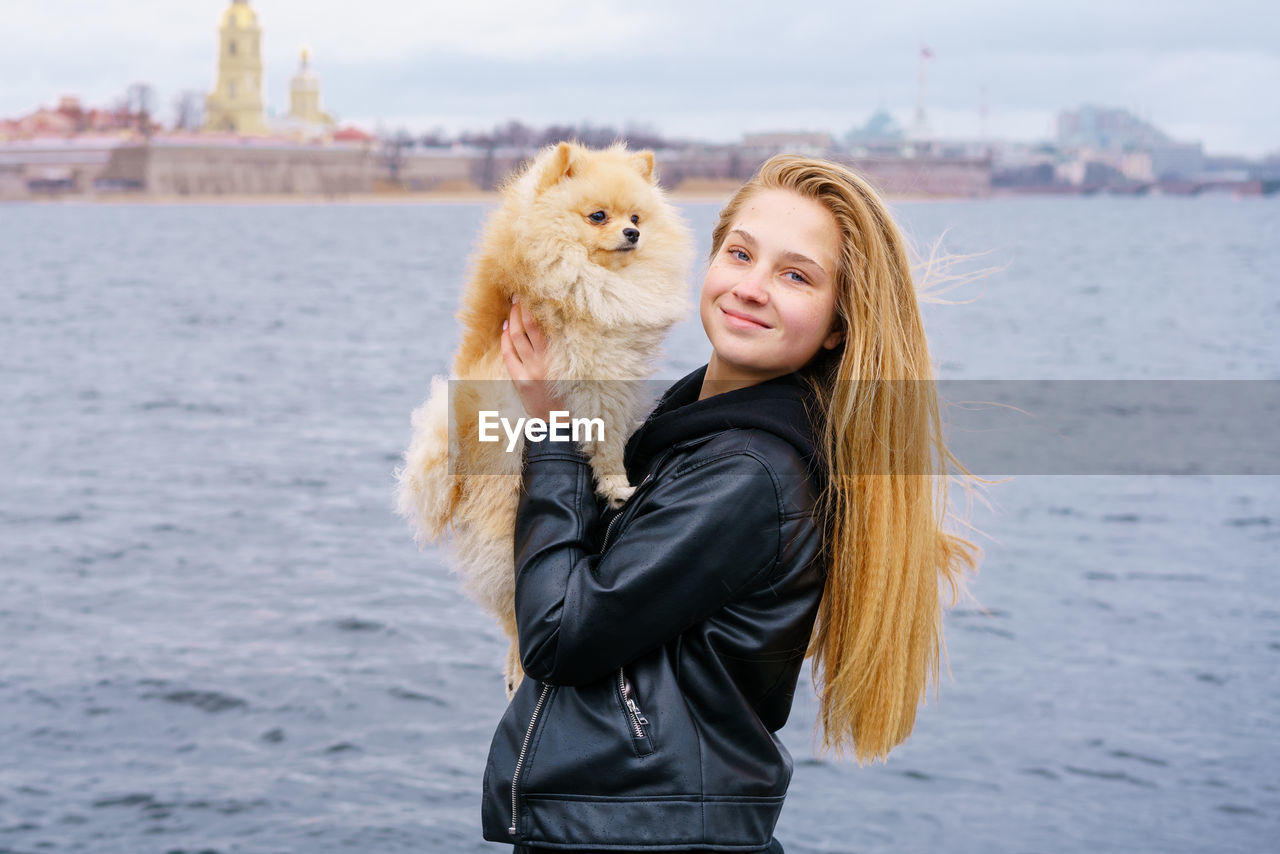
top-left (508, 681), bottom-right (551, 836)
top-left (601, 467), bottom-right (657, 552)
top-left (617, 670), bottom-right (648, 738)
top-left (601, 509), bottom-right (623, 552)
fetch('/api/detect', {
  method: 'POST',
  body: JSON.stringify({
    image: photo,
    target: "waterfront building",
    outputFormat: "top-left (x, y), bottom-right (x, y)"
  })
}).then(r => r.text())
top-left (1056, 105), bottom-right (1169, 152)
top-left (0, 136), bottom-right (136, 195)
top-left (204, 0), bottom-right (266, 134)
top-left (278, 48), bottom-right (337, 141)
top-left (288, 49), bottom-right (335, 127)
top-left (0, 96), bottom-right (150, 139)
top-left (1056, 105), bottom-right (1205, 181)
top-left (740, 131), bottom-right (836, 155)
top-left (844, 109), bottom-right (906, 155)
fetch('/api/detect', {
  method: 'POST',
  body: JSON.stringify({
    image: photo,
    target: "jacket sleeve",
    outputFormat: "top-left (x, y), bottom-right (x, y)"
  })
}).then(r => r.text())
top-left (513, 440), bottom-right (781, 686)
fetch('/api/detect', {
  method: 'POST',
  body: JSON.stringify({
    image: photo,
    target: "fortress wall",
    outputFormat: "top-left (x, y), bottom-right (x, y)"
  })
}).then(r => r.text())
top-left (0, 138), bottom-right (127, 198)
top-left (396, 151), bottom-right (478, 191)
top-left (99, 142), bottom-right (376, 195)
top-left (849, 156), bottom-right (992, 198)
top-left (0, 164), bottom-right (29, 198)
top-left (1, 139), bottom-right (990, 200)
top-left (655, 150), bottom-right (991, 198)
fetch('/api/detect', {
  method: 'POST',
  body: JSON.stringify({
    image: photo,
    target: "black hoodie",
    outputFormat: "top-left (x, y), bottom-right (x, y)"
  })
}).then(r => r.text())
top-left (624, 364), bottom-right (824, 488)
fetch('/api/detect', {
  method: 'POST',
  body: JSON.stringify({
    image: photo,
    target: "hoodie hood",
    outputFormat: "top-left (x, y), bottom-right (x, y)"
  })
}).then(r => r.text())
top-left (623, 364), bottom-right (823, 485)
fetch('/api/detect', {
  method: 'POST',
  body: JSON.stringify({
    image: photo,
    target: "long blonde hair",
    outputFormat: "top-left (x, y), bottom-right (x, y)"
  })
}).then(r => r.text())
top-left (710, 155), bottom-right (983, 764)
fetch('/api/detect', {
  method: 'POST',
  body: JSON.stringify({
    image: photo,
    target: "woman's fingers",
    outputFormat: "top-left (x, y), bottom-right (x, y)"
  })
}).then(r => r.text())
top-left (506, 300), bottom-right (523, 346)
top-left (500, 295), bottom-right (550, 380)
top-left (507, 302), bottom-right (535, 362)
top-left (519, 301), bottom-right (545, 352)
top-left (498, 296), bottom-right (562, 420)
top-left (506, 299), bottom-right (548, 369)
top-left (500, 319), bottom-right (525, 380)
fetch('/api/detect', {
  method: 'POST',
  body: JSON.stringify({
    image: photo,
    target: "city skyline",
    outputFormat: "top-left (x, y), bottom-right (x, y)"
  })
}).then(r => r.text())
top-left (3, 0), bottom-right (1277, 156)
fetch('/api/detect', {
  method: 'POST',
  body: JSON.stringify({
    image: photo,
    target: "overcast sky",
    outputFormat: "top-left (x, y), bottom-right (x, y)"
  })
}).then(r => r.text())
top-left (4, 1), bottom-right (1277, 156)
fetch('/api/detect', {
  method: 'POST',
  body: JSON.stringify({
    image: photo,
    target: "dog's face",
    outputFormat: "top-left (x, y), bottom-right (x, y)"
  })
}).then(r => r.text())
top-left (535, 143), bottom-right (662, 271)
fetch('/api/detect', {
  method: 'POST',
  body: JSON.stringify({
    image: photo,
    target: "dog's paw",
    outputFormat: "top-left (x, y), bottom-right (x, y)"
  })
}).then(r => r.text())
top-left (504, 667), bottom-right (525, 700)
top-left (598, 475), bottom-right (636, 509)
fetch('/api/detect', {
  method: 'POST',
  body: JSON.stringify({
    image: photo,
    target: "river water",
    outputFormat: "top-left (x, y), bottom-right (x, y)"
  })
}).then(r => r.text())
top-left (1, 195), bottom-right (1277, 853)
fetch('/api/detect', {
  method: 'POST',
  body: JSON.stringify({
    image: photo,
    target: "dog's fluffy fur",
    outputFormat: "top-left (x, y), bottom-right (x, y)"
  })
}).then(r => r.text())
top-left (396, 141), bottom-right (692, 695)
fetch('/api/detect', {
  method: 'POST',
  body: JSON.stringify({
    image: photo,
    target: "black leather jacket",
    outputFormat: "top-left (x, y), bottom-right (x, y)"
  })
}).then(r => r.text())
top-left (482, 367), bottom-right (826, 851)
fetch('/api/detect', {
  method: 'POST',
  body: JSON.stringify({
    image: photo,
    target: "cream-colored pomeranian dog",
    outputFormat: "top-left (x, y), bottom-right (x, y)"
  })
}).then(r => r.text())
top-left (396, 141), bottom-right (692, 695)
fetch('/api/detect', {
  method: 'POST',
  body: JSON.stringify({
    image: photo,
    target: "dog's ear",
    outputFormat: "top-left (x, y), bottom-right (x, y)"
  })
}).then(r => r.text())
top-left (536, 142), bottom-right (577, 193)
top-left (631, 150), bottom-right (655, 182)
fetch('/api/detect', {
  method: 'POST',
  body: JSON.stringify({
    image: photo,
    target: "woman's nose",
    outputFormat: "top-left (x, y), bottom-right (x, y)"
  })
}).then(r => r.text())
top-left (732, 272), bottom-right (769, 303)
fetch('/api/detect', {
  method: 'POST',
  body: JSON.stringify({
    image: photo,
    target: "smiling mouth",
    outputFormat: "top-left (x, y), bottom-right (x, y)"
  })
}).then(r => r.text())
top-left (720, 307), bottom-right (770, 329)
top-left (613, 246), bottom-right (635, 252)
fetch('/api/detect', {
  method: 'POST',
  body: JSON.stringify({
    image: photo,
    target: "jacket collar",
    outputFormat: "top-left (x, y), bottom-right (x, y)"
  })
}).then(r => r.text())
top-left (623, 364), bottom-right (823, 485)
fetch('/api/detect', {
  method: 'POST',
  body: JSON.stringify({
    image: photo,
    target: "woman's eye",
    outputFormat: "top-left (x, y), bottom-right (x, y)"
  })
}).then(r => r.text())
top-left (588, 211), bottom-right (607, 223)
top-left (630, 214), bottom-right (640, 225)
top-left (728, 248), bottom-right (749, 262)
top-left (786, 271), bottom-right (808, 284)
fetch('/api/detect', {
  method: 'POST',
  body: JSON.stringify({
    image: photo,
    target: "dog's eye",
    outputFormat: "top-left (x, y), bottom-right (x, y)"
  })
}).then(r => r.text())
top-left (588, 211), bottom-right (607, 224)
top-left (630, 214), bottom-right (640, 225)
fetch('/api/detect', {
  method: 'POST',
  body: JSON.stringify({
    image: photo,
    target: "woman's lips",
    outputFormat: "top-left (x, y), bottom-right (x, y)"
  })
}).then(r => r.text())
top-left (720, 307), bottom-right (770, 330)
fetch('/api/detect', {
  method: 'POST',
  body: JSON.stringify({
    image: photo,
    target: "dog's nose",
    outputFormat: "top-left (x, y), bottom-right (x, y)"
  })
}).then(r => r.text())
top-left (623, 228), bottom-right (640, 244)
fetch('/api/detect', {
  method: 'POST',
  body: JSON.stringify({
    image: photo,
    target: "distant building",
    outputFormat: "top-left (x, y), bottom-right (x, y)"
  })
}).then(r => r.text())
top-left (1056, 105), bottom-right (1168, 151)
top-left (741, 131), bottom-right (835, 154)
top-left (391, 146), bottom-right (485, 192)
top-left (1056, 104), bottom-right (1204, 181)
top-left (1056, 154), bottom-right (1125, 187)
top-left (279, 48), bottom-right (337, 140)
top-left (0, 0), bottom-right (390, 198)
top-left (1147, 143), bottom-right (1206, 179)
top-left (844, 109), bottom-right (905, 152)
top-left (650, 143), bottom-right (990, 198)
top-left (0, 96), bottom-right (148, 139)
top-left (204, 0), bottom-right (266, 133)
top-left (1114, 147), bottom-right (1205, 182)
top-left (100, 136), bottom-right (374, 195)
top-left (0, 136), bottom-right (136, 195)
top-left (334, 126), bottom-right (375, 144)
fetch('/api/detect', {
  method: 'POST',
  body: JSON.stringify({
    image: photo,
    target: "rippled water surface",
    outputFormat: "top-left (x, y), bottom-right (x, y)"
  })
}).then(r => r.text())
top-left (2, 196), bottom-right (1278, 853)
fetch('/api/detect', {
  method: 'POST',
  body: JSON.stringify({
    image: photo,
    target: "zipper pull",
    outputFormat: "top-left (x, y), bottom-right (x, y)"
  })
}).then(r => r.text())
top-left (625, 696), bottom-right (648, 726)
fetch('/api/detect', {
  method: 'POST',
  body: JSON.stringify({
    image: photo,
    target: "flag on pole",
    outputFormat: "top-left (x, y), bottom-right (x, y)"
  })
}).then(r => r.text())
top-left (920, 44), bottom-right (934, 60)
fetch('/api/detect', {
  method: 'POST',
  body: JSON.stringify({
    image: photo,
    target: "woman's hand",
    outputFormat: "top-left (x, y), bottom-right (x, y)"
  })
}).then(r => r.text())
top-left (500, 295), bottom-right (566, 422)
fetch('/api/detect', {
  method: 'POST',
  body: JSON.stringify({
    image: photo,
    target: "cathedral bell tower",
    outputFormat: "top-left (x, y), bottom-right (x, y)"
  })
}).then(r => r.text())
top-left (204, 0), bottom-right (266, 133)
top-left (288, 48), bottom-right (335, 128)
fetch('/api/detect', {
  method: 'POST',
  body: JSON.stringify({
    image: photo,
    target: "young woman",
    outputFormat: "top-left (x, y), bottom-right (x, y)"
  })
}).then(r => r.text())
top-left (486, 155), bottom-right (980, 852)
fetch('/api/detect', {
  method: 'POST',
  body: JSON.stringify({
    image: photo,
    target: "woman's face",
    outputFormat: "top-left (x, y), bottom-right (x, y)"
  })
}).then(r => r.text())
top-left (700, 188), bottom-right (844, 388)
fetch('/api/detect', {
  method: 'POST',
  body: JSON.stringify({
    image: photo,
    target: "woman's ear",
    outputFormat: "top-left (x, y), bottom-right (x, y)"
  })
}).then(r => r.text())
top-left (822, 323), bottom-right (845, 351)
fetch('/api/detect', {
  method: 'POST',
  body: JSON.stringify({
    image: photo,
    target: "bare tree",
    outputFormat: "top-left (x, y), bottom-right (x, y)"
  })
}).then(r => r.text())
top-left (492, 119), bottom-right (538, 148)
top-left (172, 90), bottom-right (206, 132)
top-left (620, 122), bottom-right (672, 151)
top-left (438, 120), bottom-right (681, 152)
top-left (124, 83), bottom-right (156, 136)
top-left (419, 126), bottom-right (449, 148)
top-left (380, 128), bottom-right (415, 186)
top-left (539, 124), bottom-right (576, 146)
top-left (576, 122), bottom-right (620, 148)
